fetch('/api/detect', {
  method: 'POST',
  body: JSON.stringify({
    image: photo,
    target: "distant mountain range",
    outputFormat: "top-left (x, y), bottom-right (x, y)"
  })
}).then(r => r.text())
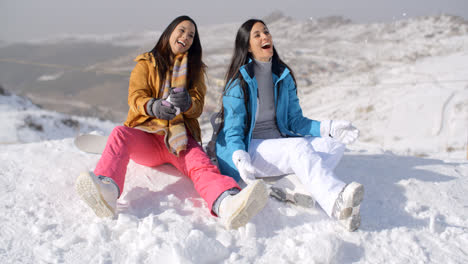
top-left (1, 13), bottom-right (467, 123)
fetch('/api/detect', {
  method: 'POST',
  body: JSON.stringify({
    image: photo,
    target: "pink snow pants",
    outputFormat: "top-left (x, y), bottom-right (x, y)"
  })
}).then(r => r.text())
top-left (94, 126), bottom-right (239, 212)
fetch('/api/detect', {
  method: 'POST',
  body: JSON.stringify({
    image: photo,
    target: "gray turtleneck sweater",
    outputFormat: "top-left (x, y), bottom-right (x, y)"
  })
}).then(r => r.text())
top-left (252, 59), bottom-right (282, 139)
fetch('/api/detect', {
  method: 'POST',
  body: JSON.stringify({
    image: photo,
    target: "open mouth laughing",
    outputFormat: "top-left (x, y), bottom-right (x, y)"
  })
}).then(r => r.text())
top-left (177, 40), bottom-right (186, 47)
top-left (261, 42), bottom-right (272, 49)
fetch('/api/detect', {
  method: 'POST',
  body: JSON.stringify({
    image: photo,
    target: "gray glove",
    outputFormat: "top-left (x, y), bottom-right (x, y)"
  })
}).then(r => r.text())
top-left (146, 98), bottom-right (176, 120)
top-left (168, 87), bottom-right (192, 112)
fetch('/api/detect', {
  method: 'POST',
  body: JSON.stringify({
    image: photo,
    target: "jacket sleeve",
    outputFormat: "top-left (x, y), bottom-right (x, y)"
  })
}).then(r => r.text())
top-left (218, 81), bottom-right (249, 180)
top-left (223, 94), bottom-right (248, 152)
top-left (128, 61), bottom-right (153, 116)
top-left (183, 71), bottom-right (206, 119)
top-left (285, 75), bottom-right (321, 137)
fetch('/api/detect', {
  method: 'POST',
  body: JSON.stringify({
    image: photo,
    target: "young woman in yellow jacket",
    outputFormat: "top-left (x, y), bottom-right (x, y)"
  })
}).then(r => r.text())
top-left (75, 16), bottom-right (268, 229)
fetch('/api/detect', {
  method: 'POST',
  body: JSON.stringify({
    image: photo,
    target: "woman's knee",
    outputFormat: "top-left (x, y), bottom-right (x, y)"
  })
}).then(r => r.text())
top-left (289, 138), bottom-right (327, 166)
top-left (310, 137), bottom-right (345, 154)
top-left (291, 138), bottom-right (314, 155)
top-left (110, 126), bottom-right (131, 138)
top-left (110, 126), bottom-right (147, 144)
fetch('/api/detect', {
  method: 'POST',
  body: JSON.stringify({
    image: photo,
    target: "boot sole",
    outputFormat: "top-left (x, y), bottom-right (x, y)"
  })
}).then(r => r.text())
top-left (338, 182), bottom-right (364, 220)
top-left (226, 180), bottom-right (269, 229)
top-left (75, 172), bottom-right (115, 218)
top-left (341, 213), bottom-right (361, 232)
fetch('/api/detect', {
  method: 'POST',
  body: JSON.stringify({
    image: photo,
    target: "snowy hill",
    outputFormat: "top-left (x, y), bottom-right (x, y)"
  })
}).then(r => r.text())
top-left (301, 51), bottom-right (468, 159)
top-left (1, 15), bottom-right (468, 263)
top-left (0, 88), bottom-right (116, 144)
top-left (1, 14), bottom-right (467, 121)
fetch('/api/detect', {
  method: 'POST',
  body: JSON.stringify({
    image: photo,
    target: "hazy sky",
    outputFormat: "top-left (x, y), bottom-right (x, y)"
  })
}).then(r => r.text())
top-left (1, 0), bottom-right (467, 42)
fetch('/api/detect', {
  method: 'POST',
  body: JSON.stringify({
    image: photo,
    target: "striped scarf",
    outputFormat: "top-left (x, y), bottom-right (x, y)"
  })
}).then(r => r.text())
top-left (163, 52), bottom-right (188, 155)
top-left (140, 52), bottom-right (188, 156)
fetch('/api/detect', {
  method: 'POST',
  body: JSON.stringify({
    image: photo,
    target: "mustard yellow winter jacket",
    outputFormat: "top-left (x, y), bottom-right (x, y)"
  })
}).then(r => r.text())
top-left (123, 52), bottom-right (206, 142)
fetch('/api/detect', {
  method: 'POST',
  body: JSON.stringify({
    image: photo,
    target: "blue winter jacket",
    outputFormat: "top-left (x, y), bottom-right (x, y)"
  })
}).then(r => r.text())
top-left (215, 59), bottom-right (322, 182)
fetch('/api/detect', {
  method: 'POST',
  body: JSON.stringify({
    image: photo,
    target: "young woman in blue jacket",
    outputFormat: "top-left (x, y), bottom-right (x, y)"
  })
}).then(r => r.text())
top-left (215, 19), bottom-right (364, 231)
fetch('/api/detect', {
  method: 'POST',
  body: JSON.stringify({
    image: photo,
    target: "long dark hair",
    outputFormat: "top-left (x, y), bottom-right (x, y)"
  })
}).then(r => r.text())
top-left (217, 19), bottom-right (296, 134)
top-left (223, 19), bottom-right (296, 95)
top-left (149, 15), bottom-right (206, 90)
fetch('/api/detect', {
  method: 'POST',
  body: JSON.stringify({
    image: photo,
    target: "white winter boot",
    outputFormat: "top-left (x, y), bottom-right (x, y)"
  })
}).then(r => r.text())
top-left (218, 180), bottom-right (269, 229)
top-left (332, 182), bottom-right (364, 231)
top-left (75, 171), bottom-right (119, 218)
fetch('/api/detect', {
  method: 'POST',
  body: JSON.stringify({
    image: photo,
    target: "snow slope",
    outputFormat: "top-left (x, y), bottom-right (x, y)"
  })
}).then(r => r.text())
top-left (1, 16), bottom-right (468, 263)
top-left (1, 110), bottom-right (467, 263)
top-left (301, 51), bottom-right (468, 160)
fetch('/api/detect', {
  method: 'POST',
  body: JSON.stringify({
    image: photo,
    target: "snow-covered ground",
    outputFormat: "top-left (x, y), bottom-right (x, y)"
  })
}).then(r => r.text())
top-left (1, 15), bottom-right (468, 263)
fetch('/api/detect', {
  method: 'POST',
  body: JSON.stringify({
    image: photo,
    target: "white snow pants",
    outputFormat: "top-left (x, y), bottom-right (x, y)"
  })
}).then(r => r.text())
top-left (249, 137), bottom-right (346, 217)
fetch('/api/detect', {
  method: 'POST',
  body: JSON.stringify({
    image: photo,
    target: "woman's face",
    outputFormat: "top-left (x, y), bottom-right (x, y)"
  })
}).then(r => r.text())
top-left (169, 20), bottom-right (195, 55)
top-left (248, 22), bottom-right (274, 62)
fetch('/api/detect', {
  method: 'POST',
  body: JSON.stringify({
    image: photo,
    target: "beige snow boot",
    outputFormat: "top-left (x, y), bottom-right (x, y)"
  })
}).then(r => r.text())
top-left (75, 171), bottom-right (119, 218)
top-left (218, 180), bottom-right (269, 229)
top-left (332, 182), bottom-right (364, 231)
